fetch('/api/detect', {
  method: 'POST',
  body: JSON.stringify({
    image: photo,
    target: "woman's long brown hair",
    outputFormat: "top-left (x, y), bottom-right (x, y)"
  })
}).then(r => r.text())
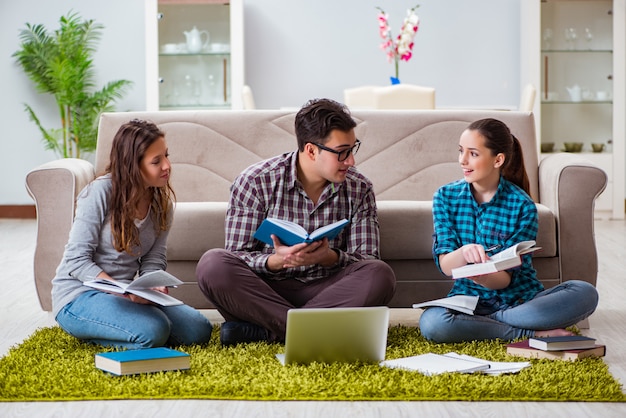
top-left (467, 118), bottom-right (531, 195)
top-left (105, 119), bottom-right (175, 254)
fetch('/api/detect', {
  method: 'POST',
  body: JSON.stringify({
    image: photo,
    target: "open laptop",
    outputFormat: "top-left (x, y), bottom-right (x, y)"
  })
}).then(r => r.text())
top-left (276, 306), bottom-right (389, 365)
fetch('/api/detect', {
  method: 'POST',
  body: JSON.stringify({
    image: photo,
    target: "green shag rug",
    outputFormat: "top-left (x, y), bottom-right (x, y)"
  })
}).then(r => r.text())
top-left (0, 325), bottom-right (624, 402)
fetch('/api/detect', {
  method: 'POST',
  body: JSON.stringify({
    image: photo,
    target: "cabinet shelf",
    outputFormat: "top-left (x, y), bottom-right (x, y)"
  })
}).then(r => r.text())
top-left (541, 49), bottom-right (612, 54)
top-left (541, 151), bottom-right (612, 155)
top-left (541, 100), bottom-right (612, 104)
top-left (159, 51), bottom-right (230, 57)
top-left (160, 103), bottom-right (230, 110)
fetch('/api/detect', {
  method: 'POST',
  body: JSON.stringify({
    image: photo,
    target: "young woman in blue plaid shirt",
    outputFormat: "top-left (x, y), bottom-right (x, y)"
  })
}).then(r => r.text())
top-left (420, 118), bottom-right (598, 343)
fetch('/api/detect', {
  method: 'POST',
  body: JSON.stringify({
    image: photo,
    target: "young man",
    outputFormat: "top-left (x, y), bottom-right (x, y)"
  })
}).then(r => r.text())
top-left (196, 98), bottom-right (396, 346)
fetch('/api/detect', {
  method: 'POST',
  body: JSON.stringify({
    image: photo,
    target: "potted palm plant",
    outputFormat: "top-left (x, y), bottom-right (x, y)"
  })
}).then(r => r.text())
top-left (13, 11), bottom-right (133, 159)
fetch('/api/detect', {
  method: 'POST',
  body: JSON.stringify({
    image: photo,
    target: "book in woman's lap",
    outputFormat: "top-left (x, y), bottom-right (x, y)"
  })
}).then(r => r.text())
top-left (451, 241), bottom-right (541, 279)
top-left (84, 270), bottom-right (183, 306)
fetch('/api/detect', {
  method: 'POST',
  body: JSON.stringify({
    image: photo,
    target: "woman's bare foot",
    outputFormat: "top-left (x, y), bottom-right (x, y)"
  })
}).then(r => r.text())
top-left (534, 328), bottom-right (575, 338)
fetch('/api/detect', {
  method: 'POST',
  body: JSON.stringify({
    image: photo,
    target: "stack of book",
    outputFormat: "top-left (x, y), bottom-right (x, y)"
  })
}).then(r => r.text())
top-left (506, 335), bottom-right (606, 361)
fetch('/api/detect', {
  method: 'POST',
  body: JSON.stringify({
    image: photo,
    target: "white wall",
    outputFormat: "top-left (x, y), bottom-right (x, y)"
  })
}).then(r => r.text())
top-left (1, 0), bottom-right (148, 205)
top-left (1, 0), bottom-right (521, 205)
top-left (244, 0), bottom-right (522, 109)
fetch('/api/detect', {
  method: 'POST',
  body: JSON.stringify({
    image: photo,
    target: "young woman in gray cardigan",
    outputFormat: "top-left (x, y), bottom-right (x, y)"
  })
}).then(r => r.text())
top-left (52, 120), bottom-right (212, 349)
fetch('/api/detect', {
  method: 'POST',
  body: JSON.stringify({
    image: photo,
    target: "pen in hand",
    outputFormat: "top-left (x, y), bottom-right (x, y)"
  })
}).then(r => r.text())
top-left (485, 244), bottom-right (501, 252)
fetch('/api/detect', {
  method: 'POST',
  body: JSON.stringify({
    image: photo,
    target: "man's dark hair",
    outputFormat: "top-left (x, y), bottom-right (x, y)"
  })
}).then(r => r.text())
top-left (295, 98), bottom-right (356, 151)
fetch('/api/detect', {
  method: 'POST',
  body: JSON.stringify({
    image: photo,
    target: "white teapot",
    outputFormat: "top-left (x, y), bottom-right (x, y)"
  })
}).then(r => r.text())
top-left (566, 85), bottom-right (581, 102)
top-left (183, 26), bottom-right (209, 54)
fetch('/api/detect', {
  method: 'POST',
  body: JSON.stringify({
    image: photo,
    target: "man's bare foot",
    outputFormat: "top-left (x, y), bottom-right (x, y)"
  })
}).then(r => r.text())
top-left (534, 328), bottom-right (575, 338)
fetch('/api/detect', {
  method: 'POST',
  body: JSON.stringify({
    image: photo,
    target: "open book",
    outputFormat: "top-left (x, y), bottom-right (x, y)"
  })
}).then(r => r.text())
top-left (253, 218), bottom-right (349, 247)
top-left (380, 352), bottom-right (530, 376)
top-left (451, 240), bottom-right (541, 279)
top-left (412, 295), bottom-right (479, 315)
top-left (84, 270), bottom-right (183, 306)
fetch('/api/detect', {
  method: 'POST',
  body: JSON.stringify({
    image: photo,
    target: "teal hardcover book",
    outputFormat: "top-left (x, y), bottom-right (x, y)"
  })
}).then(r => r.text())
top-left (253, 218), bottom-right (349, 247)
top-left (95, 347), bottom-right (190, 375)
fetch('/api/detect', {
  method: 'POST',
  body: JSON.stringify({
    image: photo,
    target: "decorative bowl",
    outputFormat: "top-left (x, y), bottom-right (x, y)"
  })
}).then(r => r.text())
top-left (591, 143), bottom-right (605, 153)
top-left (540, 142), bottom-right (555, 153)
top-left (563, 142), bottom-right (583, 152)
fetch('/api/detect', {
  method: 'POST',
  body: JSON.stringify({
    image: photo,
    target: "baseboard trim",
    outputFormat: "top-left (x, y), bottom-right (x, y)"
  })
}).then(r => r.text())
top-left (0, 205), bottom-right (36, 219)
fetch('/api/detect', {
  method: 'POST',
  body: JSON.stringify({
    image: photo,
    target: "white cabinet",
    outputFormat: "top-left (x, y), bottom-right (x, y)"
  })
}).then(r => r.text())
top-left (522, 0), bottom-right (625, 219)
top-left (145, 0), bottom-right (244, 110)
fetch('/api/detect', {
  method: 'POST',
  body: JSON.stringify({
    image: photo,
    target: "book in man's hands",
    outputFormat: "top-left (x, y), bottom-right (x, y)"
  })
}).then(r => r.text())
top-left (451, 240), bottom-right (541, 279)
top-left (506, 339), bottom-right (606, 360)
top-left (412, 295), bottom-right (479, 315)
top-left (528, 335), bottom-right (597, 351)
top-left (95, 347), bottom-right (190, 375)
top-left (84, 270), bottom-right (183, 306)
top-left (253, 217), bottom-right (349, 247)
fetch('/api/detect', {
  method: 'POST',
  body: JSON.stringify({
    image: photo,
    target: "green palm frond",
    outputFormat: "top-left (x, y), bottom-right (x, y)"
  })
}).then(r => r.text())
top-left (13, 10), bottom-right (131, 159)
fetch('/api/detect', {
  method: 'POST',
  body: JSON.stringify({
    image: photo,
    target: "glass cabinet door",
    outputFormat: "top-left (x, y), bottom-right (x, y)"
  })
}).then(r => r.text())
top-left (540, 1), bottom-right (613, 153)
top-left (158, 2), bottom-right (232, 109)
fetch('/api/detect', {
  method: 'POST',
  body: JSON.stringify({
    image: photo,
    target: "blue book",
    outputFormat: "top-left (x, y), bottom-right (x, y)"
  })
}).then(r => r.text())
top-left (95, 347), bottom-right (190, 375)
top-left (253, 218), bottom-right (349, 247)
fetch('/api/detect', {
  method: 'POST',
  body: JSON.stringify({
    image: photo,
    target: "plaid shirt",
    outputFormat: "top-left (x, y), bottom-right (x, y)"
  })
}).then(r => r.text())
top-left (432, 177), bottom-right (543, 308)
top-left (225, 151), bottom-right (380, 282)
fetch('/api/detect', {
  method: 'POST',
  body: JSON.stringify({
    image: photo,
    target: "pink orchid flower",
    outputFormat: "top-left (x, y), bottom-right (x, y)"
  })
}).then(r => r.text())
top-left (376, 5), bottom-right (420, 80)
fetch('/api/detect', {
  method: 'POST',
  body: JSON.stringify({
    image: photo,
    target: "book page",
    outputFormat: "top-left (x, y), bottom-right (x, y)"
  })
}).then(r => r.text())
top-left (443, 353), bottom-right (530, 375)
top-left (84, 279), bottom-right (127, 294)
top-left (412, 295), bottom-right (478, 315)
top-left (266, 218), bottom-right (307, 237)
top-left (380, 353), bottom-right (490, 375)
top-left (490, 241), bottom-right (537, 262)
top-left (127, 270), bottom-right (183, 290)
top-left (308, 219), bottom-right (349, 241)
top-left (128, 288), bottom-right (183, 306)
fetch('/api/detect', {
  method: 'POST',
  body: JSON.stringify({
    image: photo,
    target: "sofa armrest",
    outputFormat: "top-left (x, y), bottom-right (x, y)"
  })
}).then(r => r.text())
top-left (25, 158), bottom-right (95, 311)
top-left (538, 153), bottom-right (607, 287)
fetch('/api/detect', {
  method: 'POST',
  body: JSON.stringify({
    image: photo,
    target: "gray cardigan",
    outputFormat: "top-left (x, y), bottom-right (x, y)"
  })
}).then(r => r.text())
top-left (51, 175), bottom-right (170, 317)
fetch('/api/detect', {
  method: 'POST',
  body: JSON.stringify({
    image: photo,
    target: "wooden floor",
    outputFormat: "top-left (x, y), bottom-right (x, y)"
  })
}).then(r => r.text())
top-left (1, 218), bottom-right (625, 417)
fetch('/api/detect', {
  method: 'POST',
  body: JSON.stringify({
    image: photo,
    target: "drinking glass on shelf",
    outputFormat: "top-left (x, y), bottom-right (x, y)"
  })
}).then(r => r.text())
top-left (584, 28), bottom-right (593, 50)
top-left (565, 28), bottom-right (577, 50)
top-left (542, 28), bottom-right (553, 49)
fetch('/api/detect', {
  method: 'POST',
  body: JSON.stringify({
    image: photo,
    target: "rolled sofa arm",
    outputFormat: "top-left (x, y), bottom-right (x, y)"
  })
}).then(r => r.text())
top-left (538, 153), bottom-right (607, 287)
top-left (25, 158), bottom-right (95, 311)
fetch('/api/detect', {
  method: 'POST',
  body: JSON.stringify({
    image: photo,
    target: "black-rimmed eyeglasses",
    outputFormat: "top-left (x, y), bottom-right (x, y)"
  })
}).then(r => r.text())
top-left (312, 139), bottom-right (361, 162)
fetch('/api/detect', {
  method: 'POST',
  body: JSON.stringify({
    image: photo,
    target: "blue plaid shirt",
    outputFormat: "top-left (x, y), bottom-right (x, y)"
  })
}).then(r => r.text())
top-left (432, 177), bottom-right (543, 308)
top-left (225, 151), bottom-right (380, 282)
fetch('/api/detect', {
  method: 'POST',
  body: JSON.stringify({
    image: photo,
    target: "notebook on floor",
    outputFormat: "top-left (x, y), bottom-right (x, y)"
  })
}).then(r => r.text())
top-left (276, 306), bottom-right (390, 365)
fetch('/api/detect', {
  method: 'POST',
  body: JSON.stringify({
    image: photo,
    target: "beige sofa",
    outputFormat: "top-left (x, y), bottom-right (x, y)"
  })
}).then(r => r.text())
top-left (26, 109), bottom-right (607, 312)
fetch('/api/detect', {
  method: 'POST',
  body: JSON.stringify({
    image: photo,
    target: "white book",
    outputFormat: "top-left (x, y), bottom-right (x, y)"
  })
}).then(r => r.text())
top-left (412, 295), bottom-right (479, 315)
top-left (380, 353), bottom-right (490, 376)
top-left (84, 270), bottom-right (183, 306)
top-left (451, 241), bottom-right (541, 279)
top-left (443, 353), bottom-right (531, 375)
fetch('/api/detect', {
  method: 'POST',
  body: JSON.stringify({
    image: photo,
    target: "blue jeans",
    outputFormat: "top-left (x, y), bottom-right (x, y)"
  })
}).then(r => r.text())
top-left (56, 290), bottom-right (213, 349)
top-left (419, 280), bottom-right (599, 343)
